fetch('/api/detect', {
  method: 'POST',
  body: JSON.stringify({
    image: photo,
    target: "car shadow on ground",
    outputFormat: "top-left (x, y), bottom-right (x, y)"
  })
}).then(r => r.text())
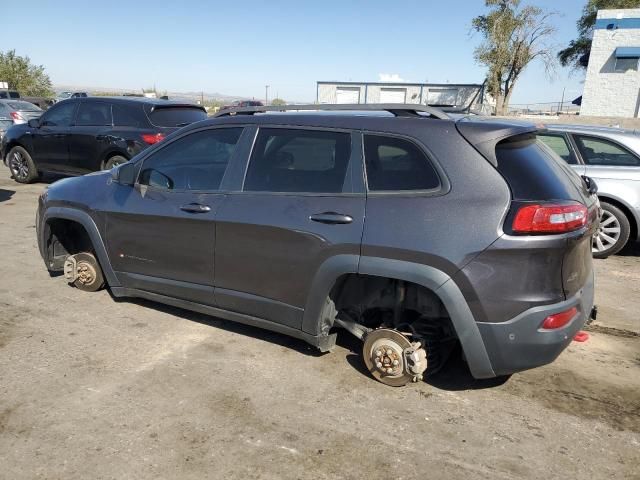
top-left (619, 240), bottom-right (640, 257)
top-left (0, 188), bottom-right (15, 202)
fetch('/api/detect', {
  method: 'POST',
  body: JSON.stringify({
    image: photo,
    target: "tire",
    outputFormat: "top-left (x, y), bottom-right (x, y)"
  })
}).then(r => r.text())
top-left (71, 252), bottom-right (105, 292)
top-left (7, 146), bottom-right (39, 183)
top-left (593, 202), bottom-right (631, 259)
top-left (103, 155), bottom-right (128, 170)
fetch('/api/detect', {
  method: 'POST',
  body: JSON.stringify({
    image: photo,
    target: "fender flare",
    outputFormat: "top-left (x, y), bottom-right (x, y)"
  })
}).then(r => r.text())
top-left (42, 207), bottom-right (120, 287)
top-left (302, 255), bottom-right (495, 379)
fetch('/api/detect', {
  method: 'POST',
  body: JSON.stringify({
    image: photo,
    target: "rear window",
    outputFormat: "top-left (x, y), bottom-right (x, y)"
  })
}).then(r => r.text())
top-left (496, 134), bottom-right (587, 201)
top-left (148, 107), bottom-right (207, 127)
top-left (7, 101), bottom-right (41, 111)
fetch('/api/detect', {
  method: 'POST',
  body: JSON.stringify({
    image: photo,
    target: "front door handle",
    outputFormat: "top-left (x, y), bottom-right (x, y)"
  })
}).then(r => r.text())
top-left (309, 212), bottom-right (353, 224)
top-left (180, 203), bottom-right (211, 213)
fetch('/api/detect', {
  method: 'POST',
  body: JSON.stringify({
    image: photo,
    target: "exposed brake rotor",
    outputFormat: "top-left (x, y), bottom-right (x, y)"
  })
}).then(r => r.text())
top-left (362, 328), bottom-right (428, 387)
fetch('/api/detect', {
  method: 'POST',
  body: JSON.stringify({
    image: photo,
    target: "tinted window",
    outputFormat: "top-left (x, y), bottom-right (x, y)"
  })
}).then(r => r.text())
top-left (76, 102), bottom-right (112, 126)
top-left (538, 134), bottom-right (577, 164)
top-left (148, 107), bottom-right (207, 127)
top-left (244, 128), bottom-right (351, 193)
top-left (139, 128), bottom-right (242, 191)
top-left (364, 135), bottom-right (440, 191)
top-left (574, 135), bottom-right (640, 166)
top-left (496, 135), bottom-right (586, 201)
top-left (41, 102), bottom-right (76, 127)
top-left (615, 57), bottom-right (638, 72)
top-left (113, 103), bottom-right (146, 127)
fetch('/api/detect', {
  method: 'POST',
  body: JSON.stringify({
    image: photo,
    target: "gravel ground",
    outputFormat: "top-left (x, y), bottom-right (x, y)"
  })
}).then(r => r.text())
top-left (0, 172), bottom-right (639, 480)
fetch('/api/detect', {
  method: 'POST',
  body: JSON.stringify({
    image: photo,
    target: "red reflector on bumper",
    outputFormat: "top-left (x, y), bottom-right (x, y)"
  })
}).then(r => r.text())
top-left (573, 331), bottom-right (589, 342)
top-left (541, 307), bottom-right (578, 330)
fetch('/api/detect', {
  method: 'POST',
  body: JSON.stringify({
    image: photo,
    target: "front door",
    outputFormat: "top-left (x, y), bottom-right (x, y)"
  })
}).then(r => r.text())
top-left (105, 126), bottom-right (246, 306)
top-left (32, 100), bottom-right (77, 172)
top-left (214, 127), bottom-right (366, 329)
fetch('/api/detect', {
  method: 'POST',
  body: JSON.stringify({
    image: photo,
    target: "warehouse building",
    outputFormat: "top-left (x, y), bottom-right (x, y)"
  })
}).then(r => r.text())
top-left (581, 8), bottom-right (640, 117)
top-left (316, 81), bottom-right (487, 110)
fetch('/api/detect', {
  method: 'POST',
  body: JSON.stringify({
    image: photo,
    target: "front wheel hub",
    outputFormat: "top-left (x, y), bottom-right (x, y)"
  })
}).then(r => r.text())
top-left (362, 329), bottom-right (428, 387)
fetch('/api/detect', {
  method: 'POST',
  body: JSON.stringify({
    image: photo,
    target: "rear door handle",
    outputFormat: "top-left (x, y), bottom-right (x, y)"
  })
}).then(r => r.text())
top-left (309, 212), bottom-right (353, 224)
top-left (180, 203), bottom-right (211, 213)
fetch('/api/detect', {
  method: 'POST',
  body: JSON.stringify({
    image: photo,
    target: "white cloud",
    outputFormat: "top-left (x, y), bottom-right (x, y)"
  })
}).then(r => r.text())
top-left (378, 73), bottom-right (406, 82)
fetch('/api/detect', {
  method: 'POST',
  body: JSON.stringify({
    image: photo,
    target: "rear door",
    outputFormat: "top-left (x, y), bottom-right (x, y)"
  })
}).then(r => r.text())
top-left (213, 126), bottom-right (366, 329)
top-left (105, 126), bottom-right (246, 306)
top-left (66, 99), bottom-right (113, 173)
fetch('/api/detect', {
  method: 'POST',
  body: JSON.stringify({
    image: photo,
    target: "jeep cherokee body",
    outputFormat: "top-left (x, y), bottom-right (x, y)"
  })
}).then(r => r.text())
top-left (36, 104), bottom-right (598, 386)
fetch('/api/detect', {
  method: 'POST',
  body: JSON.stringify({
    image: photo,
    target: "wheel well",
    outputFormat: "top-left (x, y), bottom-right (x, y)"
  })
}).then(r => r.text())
top-left (598, 196), bottom-right (637, 241)
top-left (101, 151), bottom-right (128, 170)
top-left (44, 218), bottom-right (95, 271)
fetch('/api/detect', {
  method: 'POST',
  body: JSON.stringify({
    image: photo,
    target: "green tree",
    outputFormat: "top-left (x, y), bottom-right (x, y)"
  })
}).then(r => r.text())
top-left (270, 98), bottom-right (286, 106)
top-left (472, 0), bottom-right (556, 115)
top-left (558, 0), bottom-right (640, 71)
top-left (0, 50), bottom-right (54, 97)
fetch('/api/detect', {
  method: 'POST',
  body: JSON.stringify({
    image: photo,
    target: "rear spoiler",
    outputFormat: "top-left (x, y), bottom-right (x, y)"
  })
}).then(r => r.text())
top-left (455, 118), bottom-right (538, 166)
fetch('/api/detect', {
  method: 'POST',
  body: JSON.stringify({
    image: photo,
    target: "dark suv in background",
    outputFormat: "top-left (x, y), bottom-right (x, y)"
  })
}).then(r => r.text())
top-left (35, 104), bottom-right (598, 386)
top-left (2, 96), bottom-right (207, 183)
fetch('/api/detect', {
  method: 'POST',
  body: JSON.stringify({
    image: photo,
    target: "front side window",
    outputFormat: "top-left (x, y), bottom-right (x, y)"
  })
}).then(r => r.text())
top-left (244, 128), bottom-right (351, 193)
top-left (76, 102), bottom-right (112, 126)
top-left (364, 134), bottom-right (440, 191)
top-left (41, 101), bottom-right (76, 127)
top-left (574, 135), bottom-right (640, 166)
top-left (538, 133), bottom-right (578, 164)
top-left (138, 128), bottom-right (243, 191)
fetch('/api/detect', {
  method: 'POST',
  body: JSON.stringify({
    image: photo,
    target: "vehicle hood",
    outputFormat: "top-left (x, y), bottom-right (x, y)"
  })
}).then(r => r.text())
top-left (45, 170), bottom-right (113, 209)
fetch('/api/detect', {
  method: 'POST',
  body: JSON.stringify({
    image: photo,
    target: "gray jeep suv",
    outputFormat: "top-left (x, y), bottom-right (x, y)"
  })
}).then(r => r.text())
top-left (36, 104), bottom-right (598, 386)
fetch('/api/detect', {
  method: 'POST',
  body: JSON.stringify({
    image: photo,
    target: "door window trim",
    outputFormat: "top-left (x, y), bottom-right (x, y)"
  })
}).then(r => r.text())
top-left (133, 125), bottom-right (247, 194)
top-left (238, 125), bottom-right (365, 196)
top-left (360, 130), bottom-right (450, 197)
top-left (569, 133), bottom-right (640, 167)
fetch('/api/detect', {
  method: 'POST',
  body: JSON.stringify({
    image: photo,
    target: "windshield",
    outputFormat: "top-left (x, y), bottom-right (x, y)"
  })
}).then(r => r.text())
top-left (148, 107), bottom-right (207, 127)
top-left (58, 92), bottom-right (72, 99)
top-left (8, 101), bottom-right (42, 111)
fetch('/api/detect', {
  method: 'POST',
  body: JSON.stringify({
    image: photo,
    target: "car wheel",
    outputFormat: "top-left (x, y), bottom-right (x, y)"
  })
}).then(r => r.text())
top-left (592, 202), bottom-right (630, 259)
top-left (8, 146), bottom-right (39, 183)
top-left (67, 252), bottom-right (105, 292)
top-left (103, 155), bottom-right (128, 170)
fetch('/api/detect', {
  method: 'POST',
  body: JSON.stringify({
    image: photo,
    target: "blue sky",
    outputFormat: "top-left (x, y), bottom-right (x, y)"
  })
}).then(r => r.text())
top-left (1, 0), bottom-right (586, 103)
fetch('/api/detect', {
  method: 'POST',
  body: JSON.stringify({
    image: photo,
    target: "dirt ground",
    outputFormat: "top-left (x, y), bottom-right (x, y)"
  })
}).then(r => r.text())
top-left (0, 172), bottom-right (638, 480)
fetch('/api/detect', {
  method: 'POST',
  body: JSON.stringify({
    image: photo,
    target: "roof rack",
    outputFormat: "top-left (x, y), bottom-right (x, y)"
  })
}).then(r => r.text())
top-left (212, 103), bottom-right (451, 120)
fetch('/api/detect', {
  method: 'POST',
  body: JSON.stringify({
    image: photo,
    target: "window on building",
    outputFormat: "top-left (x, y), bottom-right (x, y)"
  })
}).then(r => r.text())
top-left (244, 128), bottom-right (351, 193)
top-left (364, 135), bottom-right (440, 191)
top-left (573, 135), bottom-right (640, 166)
top-left (614, 56), bottom-right (639, 72)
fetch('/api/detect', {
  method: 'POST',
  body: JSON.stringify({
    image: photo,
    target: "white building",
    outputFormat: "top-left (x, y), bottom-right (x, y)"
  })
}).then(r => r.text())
top-left (581, 8), bottom-right (640, 117)
top-left (316, 81), bottom-right (488, 111)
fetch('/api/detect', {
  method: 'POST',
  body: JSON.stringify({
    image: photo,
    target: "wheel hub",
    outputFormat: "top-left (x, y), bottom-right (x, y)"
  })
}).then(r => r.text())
top-left (363, 329), bottom-right (428, 387)
top-left (76, 262), bottom-right (96, 285)
top-left (592, 210), bottom-right (621, 253)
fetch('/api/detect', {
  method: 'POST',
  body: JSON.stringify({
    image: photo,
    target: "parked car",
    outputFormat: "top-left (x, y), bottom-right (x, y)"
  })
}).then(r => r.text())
top-left (0, 99), bottom-right (43, 126)
top-left (34, 104), bottom-right (598, 386)
top-left (2, 96), bottom-right (207, 182)
top-left (538, 124), bottom-right (640, 258)
top-left (220, 99), bottom-right (264, 110)
top-left (54, 91), bottom-right (89, 103)
top-left (0, 89), bottom-right (21, 99)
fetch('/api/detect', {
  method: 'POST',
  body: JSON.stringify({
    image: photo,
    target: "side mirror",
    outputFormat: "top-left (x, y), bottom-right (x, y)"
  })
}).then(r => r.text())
top-left (28, 119), bottom-right (40, 128)
top-left (111, 162), bottom-right (137, 186)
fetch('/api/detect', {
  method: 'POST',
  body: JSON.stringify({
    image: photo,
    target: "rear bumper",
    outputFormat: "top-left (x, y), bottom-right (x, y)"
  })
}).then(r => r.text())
top-left (476, 269), bottom-right (595, 376)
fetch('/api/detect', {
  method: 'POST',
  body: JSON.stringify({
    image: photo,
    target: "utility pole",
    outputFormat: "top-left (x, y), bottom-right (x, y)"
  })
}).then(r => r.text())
top-left (265, 85), bottom-right (270, 105)
top-left (558, 87), bottom-right (566, 115)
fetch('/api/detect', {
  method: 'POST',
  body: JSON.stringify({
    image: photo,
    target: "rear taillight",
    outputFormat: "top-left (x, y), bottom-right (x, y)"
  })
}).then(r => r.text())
top-left (541, 307), bottom-right (578, 330)
top-left (10, 111), bottom-right (23, 121)
top-left (141, 133), bottom-right (165, 145)
top-left (512, 202), bottom-right (588, 234)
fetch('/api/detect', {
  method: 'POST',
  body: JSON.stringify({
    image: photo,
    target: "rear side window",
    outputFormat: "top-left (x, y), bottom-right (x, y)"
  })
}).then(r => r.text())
top-left (496, 134), bottom-right (586, 201)
top-left (364, 134), bottom-right (440, 191)
top-left (76, 102), bottom-right (112, 126)
top-left (244, 128), bottom-right (351, 193)
top-left (573, 135), bottom-right (640, 166)
top-left (538, 134), bottom-right (577, 164)
top-left (113, 103), bottom-right (146, 127)
top-left (7, 101), bottom-right (41, 112)
top-left (138, 128), bottom-right (242, 191)
top-left (148, 107), bottom-right (207, 127)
